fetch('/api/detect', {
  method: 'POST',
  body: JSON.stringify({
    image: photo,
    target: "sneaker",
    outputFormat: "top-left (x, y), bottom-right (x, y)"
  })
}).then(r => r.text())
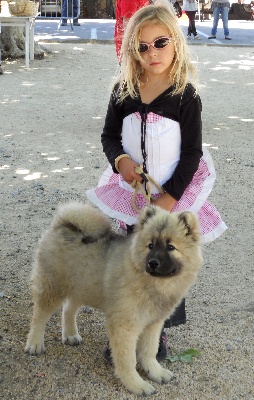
top-left (194, 35), bottom-right (200, 40)
top-left (61, 21), bottom-right (67, 26)
top-left (187, 34), bottom-right (191, 39)
top-left (73, 21), bottom-right (80, 26)
top-left (208, 35), bottom-right (216, 39)
top-left (104, 331), bottom-right (168, 364)
top-left (225, 36), bottom-right (231, 40)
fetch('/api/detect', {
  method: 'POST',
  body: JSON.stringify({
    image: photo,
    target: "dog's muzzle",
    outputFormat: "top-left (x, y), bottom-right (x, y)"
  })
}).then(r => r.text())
top-left (146, 258), bottom-right (179, 277)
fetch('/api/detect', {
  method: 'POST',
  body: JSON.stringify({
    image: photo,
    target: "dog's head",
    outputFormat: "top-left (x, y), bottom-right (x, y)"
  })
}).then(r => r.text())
top-left (131, 206), bottom-right (203, 278)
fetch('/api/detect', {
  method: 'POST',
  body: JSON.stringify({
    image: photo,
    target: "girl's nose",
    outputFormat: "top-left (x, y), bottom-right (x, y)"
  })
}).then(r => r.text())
top-left (147, 46), bottom-right (157, 56)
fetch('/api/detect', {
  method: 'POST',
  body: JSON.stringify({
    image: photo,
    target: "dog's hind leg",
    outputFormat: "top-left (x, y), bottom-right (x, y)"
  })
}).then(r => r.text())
top-left (62, 299), bottom-right (82, 346)
top-left (107, 321), bottom-right (156, 396)
top-left (25, 301), bottom-right (57, 355)
top-left (137, 322), bottom-right (173, 385)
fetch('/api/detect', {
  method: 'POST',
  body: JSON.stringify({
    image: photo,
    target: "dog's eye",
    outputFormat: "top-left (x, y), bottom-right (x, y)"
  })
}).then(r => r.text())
top-left (148, 243), bottom-right (154, 250)
top-left (167, 244), bottom-right (175, 251)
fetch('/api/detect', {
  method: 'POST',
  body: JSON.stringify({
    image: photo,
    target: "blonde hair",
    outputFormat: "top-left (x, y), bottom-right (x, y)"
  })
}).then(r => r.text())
top-left (116, 0), bottom-right (198, 101)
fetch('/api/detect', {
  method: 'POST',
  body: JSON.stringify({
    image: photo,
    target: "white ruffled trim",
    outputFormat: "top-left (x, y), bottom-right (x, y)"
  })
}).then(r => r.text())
top-left (97, 164), bottom-right (117, 187)
top-left (188, 146), bottom-right (216, 213)
top-left (201, 220), bottom-right (228, 244)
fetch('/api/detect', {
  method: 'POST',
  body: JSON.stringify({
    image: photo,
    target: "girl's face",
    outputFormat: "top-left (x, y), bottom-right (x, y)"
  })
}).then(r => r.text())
top-left (138, 23), bottom-right (175, 78)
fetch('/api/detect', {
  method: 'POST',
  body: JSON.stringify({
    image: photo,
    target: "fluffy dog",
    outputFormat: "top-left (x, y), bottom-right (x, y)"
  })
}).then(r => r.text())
top-left (25, 202), bottom-right (203, 396)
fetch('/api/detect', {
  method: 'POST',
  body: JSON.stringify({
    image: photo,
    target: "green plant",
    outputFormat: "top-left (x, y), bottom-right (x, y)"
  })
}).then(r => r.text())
top-left (165, 348), bottom-right (201, 363)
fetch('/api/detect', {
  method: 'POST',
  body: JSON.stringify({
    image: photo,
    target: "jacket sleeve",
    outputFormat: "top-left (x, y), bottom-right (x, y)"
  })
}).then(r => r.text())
top-left (101, 88), bottom-right (125, 173)
top-left (162, 88), bottom-right (203, 201)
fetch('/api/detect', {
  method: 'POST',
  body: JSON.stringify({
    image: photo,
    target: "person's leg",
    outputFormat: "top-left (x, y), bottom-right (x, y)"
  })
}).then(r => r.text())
top-left (221, 6), bottom-right (230, 37)
top-left (73, 0), bottom-right (80, 24)
top-left (164, 299), bottom-right (186, 328)
top-left (185, 11), bottom-right (192, 36)
top-left (211, 6), bottom-right (220, 36)
top-left (189, 11), bottom-right (198, 37)
top-left (61, 0), bottom-right (67, 24)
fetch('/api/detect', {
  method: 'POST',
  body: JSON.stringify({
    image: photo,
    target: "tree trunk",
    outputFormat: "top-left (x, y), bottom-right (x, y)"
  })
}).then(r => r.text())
top-left (0, 26), bottom-right (44, 62)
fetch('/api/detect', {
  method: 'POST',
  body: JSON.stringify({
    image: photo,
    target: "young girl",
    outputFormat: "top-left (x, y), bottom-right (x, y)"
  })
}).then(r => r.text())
top-left (87, 0), bottom-right (227, 360)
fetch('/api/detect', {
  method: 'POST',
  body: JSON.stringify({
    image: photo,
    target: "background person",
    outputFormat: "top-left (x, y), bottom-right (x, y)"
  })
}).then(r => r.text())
top-left (182, 0), bottom-right (200, 39)
top-left (208, 0), bottom-right (231, 40)
top-left (61, 0), bottom-right (80, 26)
top-left (114, 0), bottom-right (151, 60)
top-left (87, 0), bottom-right (227, 360)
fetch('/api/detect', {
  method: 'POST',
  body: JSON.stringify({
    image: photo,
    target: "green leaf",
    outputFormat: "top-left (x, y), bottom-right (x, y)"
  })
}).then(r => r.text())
top-left (165, 354), bottom-right (180, 362)
top-left (165, 348), bottom-right (201, 363)
top-left (178, 348), bottom-right (201, 357)
top-left (179, 354), bottom-right (195, 363)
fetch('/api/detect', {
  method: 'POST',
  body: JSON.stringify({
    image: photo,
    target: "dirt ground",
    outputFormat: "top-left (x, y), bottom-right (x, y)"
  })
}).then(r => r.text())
top-left (0, 43), bottom-right (253, 400)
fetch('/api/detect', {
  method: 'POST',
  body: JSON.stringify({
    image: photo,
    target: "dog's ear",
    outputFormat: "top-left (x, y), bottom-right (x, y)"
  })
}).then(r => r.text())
top-left (178, 211), bottom-right (200, 241)
top-left (138, 205), bottom-right (157, 228)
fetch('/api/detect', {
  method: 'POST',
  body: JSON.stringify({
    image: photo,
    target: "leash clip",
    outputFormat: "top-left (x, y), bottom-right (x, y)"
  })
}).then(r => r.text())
top-left (140, 172), bottom-right (148, 183)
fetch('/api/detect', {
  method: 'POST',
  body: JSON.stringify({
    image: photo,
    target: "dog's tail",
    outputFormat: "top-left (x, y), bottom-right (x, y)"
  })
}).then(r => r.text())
top-left (51, 202), bottom-right (112, 243)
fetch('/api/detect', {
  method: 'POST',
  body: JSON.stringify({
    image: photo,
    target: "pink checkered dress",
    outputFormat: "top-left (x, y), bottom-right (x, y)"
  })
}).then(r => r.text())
top-left (87, 112), bottom-right (227, 243)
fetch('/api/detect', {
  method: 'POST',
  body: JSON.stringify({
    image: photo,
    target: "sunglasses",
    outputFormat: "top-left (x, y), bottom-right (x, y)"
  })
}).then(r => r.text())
top-left (138, 36), bottom-right (172, 53)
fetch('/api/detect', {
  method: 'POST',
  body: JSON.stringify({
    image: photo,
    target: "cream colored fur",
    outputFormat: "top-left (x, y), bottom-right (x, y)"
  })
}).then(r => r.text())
top-left (25, 202), bottom-right (203, 396)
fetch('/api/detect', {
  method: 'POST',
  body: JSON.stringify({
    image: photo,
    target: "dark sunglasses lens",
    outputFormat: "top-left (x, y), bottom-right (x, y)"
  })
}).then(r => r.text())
top-left (154, 38), bottom-right (170, 48)
top-left (138, 43), bottom-right (149, 53)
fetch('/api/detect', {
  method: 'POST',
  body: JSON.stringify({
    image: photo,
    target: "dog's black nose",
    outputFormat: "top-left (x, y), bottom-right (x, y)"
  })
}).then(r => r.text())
top-left (146, 258), bottom-right (178, 277)
top-left (148, 259), bottom-right (160, 270)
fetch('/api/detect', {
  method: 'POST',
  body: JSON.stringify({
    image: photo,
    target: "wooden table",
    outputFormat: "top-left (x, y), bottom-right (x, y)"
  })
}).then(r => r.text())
top-left (0, 15), bottom-right (35, 67)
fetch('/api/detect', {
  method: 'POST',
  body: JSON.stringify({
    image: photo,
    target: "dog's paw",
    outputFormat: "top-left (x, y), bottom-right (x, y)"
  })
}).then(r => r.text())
top-left (147, 365), bottom-right (173, 384)
top-left (62, 334), bottom-right (82, 346)
top-left (127, 380), bottom-right (156, 396)
top-left (118, 373), bottom-right (156, 396)
top-left (137, 381), bottom-right (156, 396)
top-left (24, 341), bottom-right (46, 355)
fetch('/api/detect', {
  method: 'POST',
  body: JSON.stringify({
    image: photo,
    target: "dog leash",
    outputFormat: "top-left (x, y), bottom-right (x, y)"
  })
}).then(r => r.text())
top-left (131, 165), bottom-right (164, 213)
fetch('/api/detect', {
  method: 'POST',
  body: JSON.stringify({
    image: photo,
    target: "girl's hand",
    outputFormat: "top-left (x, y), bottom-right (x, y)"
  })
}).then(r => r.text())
top-left (117, 157), bottom-right (143, 185)
top-left (152, 192), bottom-right (177, 212)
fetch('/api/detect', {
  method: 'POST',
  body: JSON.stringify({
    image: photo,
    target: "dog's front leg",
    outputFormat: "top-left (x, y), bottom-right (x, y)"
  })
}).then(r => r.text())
top-left (137, 322), bottom-right (173, 385)
top-left (107, 321), bottom-right (156, 396)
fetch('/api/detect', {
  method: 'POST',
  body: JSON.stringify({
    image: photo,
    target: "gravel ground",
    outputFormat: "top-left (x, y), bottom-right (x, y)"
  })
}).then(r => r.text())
top-left (0, 43), bottom-right (253, 400)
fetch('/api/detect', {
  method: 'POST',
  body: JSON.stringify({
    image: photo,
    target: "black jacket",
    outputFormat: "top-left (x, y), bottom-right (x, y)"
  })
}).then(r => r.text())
top-left (101, 83), bottom-right (203, 201)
